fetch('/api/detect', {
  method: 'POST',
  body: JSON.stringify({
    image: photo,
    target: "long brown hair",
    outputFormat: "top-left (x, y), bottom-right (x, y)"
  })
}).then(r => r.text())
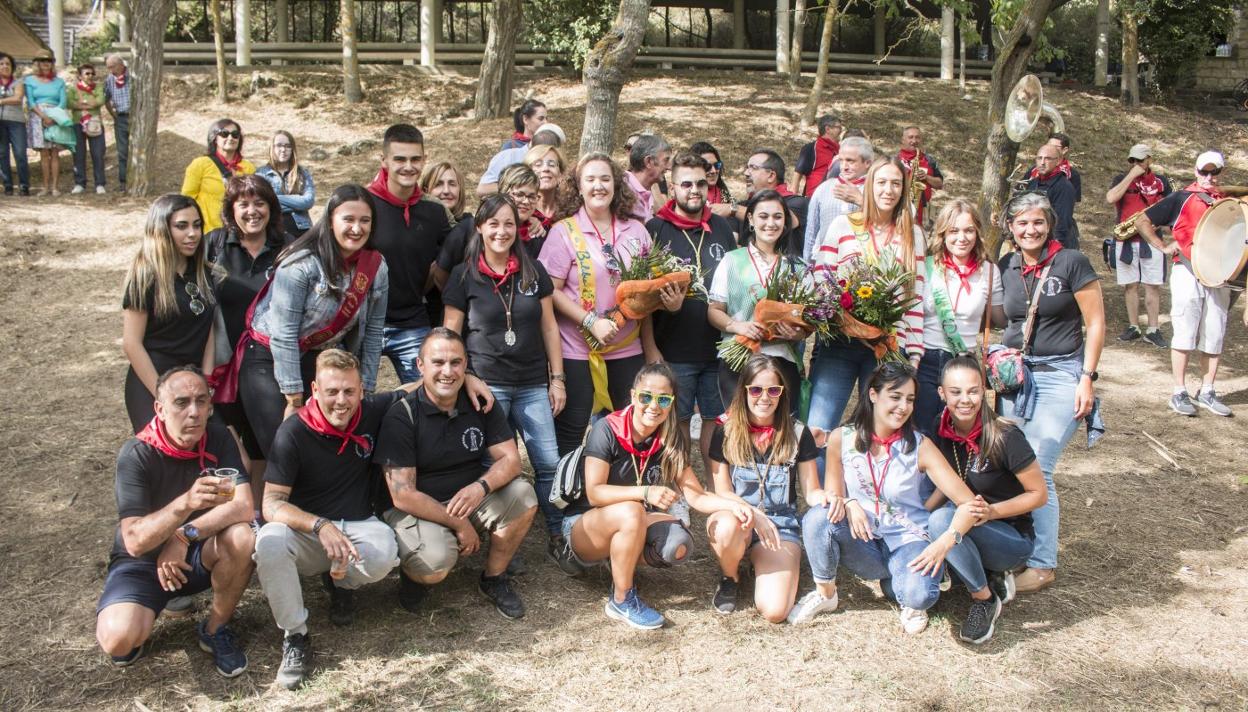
top-left (861, 156), bottom-right (919, 293)
top-left (554, 152), bottom-right (637, 222)
top-left (631, 362), bottom-right (690, 486)
top-left (124, 194), bottom-right (216, 320)
top-left (722, 355), bottom-right (799, 467)
top-left (928, 198), bottom-right (987, 265)
top-left (267, 130), bottom-right (305, 194)
top-left (939, 356), bottom-right (1013, 466)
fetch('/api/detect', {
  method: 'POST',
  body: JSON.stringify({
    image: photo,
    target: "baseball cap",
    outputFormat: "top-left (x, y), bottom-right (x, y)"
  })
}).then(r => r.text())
top-left (533, 122), bottom-right (565, 144)
top-left (1195, 150), bottom-right (1225, 170)
top-left (1127, 144), bottom-right (1150, 161)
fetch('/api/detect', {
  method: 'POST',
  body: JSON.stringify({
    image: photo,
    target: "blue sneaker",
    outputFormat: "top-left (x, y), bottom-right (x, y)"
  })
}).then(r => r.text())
top-left (604, 587), bottom-right (665, 630)
top-left (196, 620), bottom-right (248, 678)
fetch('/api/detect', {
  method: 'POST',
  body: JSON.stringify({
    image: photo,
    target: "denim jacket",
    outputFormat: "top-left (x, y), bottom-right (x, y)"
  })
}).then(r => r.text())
top-left (250, 249), bottom-right (388, 393)
top-left (255, 165), bottom-right (315, 231)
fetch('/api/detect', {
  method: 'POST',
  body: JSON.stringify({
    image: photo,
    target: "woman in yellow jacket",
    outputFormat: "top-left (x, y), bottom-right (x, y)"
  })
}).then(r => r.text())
top-left (181, 118), bottom-right (255, 232)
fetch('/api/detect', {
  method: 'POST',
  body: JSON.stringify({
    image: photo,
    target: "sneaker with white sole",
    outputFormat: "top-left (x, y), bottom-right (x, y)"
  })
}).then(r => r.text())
top-left (95, 185), bottom-right (106, 194)
top-left (786, 588), bottom-right (838, 625)
top-left (71, 184), bottom-right (85, 194)
top-left (1196, 389), bottom-right (1232, 417)
top-left (899, 606), bottom-right (929, 634)
top-left (604, 586), bottom-right (665, 630)
top-left (959, 591), bottom-right (1002, 644)
top-left (1143, 329), bottom-right (1168, 348)
top-left (1170, 391), bottom-right (1197, 417)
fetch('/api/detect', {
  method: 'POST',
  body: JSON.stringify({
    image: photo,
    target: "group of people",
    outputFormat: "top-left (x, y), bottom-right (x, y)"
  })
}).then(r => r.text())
top-left (0, 52), bottom-right (131, 196)
top-left (96, 99), bottom-right (1238, 688)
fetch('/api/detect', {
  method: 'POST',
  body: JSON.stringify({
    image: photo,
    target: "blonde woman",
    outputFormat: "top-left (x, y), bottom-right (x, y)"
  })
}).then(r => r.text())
top-left (121, 194), bottom-right (217, 431)
top-left (420, 160), bottom-right (468, 223)
top-left (523, 143), bottom-right (565, 226)
top-left (256, 130), bottom-right (315, 237)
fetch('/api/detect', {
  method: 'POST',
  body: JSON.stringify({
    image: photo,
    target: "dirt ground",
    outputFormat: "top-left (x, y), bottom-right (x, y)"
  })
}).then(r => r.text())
top-left (1, 67), bottom-right (1246, 711)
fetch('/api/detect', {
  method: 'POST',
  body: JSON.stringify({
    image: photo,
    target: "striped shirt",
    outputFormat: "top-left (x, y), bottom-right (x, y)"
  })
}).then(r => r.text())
top-left (814, 214), bottom-right (927, 356)
top-left (103, 72), bottom-right (130, 113)
top-left (803, 174), bottom-right (865, 262)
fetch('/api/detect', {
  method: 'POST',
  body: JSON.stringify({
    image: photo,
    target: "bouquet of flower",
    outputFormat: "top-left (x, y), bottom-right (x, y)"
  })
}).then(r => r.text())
top-left (585, 243), bottom-right (703, 349)
top-left (716, 264), bottom-right (839, 372)
top-left (832, 254), bottom-right (920, 362)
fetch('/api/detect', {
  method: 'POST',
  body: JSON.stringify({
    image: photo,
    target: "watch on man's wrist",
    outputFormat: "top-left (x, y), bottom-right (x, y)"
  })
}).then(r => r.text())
top-left (180, 523), bottom-right (200, 543)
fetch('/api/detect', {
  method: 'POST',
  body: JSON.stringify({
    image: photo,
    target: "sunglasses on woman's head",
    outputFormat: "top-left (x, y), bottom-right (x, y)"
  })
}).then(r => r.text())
top-left (746, 385), bottom-right (784, 398)
top-left (218, 130), bottom-right (241, 139)
top-left (636, 391), bottom-right (675, 409)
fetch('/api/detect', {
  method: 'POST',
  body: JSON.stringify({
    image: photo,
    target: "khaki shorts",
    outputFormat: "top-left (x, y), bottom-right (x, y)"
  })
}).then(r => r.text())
top-left (383, 478), bottom-right (537, 577)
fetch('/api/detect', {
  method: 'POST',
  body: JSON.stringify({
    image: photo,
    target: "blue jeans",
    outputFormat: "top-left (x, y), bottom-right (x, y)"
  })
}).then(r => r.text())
top-left (669, 360), bottom-right (724, 422)
top-left (998, 367), bottom-right (1079, 570)
top-left (0, 119), bottom-right (29, 190)
top-left (802, 505), bottom-right (941, 610)
top-left (113, 112), bottom-right (129, 186)
top-left (807, 339), bottom-right (877, 481)
top-left (927, 504), bottom-right (1033, 592)
top-left (73, 125), bottom-right (106, 188)
top-left (382, 325), bottom-right (430, 384)
top-left (914, 349), bottom-right (955, 436)
top-left (489, 383), bottom-right (563, 536)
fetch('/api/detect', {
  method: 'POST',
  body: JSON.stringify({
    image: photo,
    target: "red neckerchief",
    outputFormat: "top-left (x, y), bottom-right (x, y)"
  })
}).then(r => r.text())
top-left (76, 80), bottom-right (96, 122)
top-left (655, 199), bottom-right (711, 233)
top-left (1183, 181), bottom-right (1223, 200)
top-left (937, 409), bottom-right (982, 457)
top-left (1031, 165), bottom-right (1064, 182)
top-left (112, 70), bottom-right (127, 89)
top-left (1130, 170), bottom-right (1165, 202)
top-left (707, 184), bottom-right (724, 204)
top-left (0, 75), bottom-right (14, 92)
top-left (298, 396), bottom-right (370, 455)
top-left (773, 183), bottom-right (795, 198)
top-left (216, 150), bottom-right (243, 174)
top-left (366, 167), bottom-right (423, 226)
top-left (36, 68), bottom-right (56, 80)
top-left (510, 131), bottom-right (531, 145)
top-left (806, 136), bottom-right (840, 196)
top-left (866, 431), bottom-right (902, 516)
top-left (477, 253), bottom-right (519, 291)
top-left (533, 209), bottom-right (552, 230)
top-left (942, 254), bottom-right (980, 299)
top-left (1030, 159), bottom-right (1073, 181)
top-left (136, 417), bottom-right (218, 470)
top-left (749, 423), bottom-right (776, 452)
top-left (1020, 239), bottom-right (1062, 277)
top-left (518, 219), bottom-right (532, 243)
top-left (606, 406), bottom-right (663, 484)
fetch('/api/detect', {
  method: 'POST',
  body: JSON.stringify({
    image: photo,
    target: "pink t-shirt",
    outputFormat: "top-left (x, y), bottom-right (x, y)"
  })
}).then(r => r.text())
top-left (623, 170), bottom-right (654, 223)
top-left (538, 208), bottom-right (652, 361)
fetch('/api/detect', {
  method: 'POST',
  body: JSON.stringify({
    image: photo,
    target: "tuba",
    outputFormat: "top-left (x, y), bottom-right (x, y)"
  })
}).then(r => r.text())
top-left (1005, 74), bottom-right (1064, 143)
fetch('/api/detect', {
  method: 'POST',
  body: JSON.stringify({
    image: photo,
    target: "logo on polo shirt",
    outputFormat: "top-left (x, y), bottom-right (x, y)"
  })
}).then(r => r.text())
top-left (645, 464), bottom-right (662, 483)
top-left (709, 243), bottom-right (727, 261)
top-left (355, 434), bottom-right (375, 458)
top-left (462, 426), bottom-right (485, 452)
top-left (1042, 277), bottom-right (1065, 297)
top-left (519, 279), bottom-right (540, 297)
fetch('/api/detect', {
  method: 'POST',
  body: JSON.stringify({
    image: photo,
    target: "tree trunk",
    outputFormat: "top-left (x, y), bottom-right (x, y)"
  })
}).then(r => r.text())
top-left (1094, 0), bottom-right (1109, 86)
top-left (788, 0), bottom-right (807, 88)
top-left (775, 0), bottom-right (791, 73)
top-left (580, 0), bottom-right (653, 156)
top-left (341, 0), bottom-right (364, 102)
top-left (129, 1), bottom-right (176, 196)
top-left (800, 0), bottom-right (837, 127)
top-left (978, 0), bottom-right (1071, 254)
top-left (211, 0), bottom-right (228, 102)
top-left (940, 6), bottom-right (955, 81)
top-left (1120, 10), bottom-right (1139, 107)
top-left (474, 0), bottom-right (521, 119)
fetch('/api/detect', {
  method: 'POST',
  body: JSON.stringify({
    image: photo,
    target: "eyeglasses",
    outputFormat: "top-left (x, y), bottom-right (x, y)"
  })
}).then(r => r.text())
top-left (531, 159), bottom-right (560, 169)
top-left (185, 281), bottom-right (206, 315)
top-left (710, 161), bottom-right (724, 171)
top-left (745, 164), bottom-right (765, 172)
top-left (508, 191), bottom-right (539, 204)
top-left (1198, 167), bottom-right (1223, 177)
top-left (677, 180), bottom-right (710, 191)
top-left (273, 143), bottom-right (293, 151)
top-left (746, 385), bottom-right (785, 398)
top-left (636, 391), bottom-right (675, 409)
top-left (217, 130), bottom-right (241, 139)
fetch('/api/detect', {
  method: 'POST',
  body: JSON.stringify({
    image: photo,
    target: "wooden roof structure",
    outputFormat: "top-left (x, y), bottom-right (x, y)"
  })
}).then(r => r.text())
top-left (0, 0), bottom-right (50, 60)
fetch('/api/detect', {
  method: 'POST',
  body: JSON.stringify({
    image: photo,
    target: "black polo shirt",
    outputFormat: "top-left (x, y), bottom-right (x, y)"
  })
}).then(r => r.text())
top-left (931, 423), bottom-right (1037, 537)
top-left (647, 213), bottom-right (737, 362)
top-left (121, 273), bottom-right (216, 372)
top-left (1000, 248), bottom-right (1099, 357)
top-left (264, 391), bottom-right (404, 521)
top-left (375, 386), bottom-right (513, 504)
top-left (442, 262), bottom-right (554, 386)
top-left (112, 420), bottom-right (246, 563)
top-left (206, 228), bottom-right (290, 347)
top-left (564, 417), bottom-right (667, 516)
top-left (437, 216), bottom-right (546, 275)
top-left (370, 196), bottom-right (450, 329)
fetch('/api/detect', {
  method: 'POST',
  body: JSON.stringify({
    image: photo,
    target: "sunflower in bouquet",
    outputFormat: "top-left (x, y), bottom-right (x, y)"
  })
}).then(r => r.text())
top-left (716, 263), bottom-right (839, 372)
top-left (833, 254), bottom-right (921, 362)
top-left (585, 242), bottom-right (703, 349)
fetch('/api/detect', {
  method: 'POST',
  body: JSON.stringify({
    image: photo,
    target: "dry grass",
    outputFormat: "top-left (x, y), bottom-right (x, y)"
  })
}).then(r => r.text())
top-left (1, 67), bottom-right (1247, 711)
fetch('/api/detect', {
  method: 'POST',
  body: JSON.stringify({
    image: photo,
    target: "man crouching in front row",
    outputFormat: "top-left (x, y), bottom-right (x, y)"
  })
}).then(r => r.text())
top-left (376, 327), bottom-right (538, 621)
top-left (96, 366), bottom-right (255, 677)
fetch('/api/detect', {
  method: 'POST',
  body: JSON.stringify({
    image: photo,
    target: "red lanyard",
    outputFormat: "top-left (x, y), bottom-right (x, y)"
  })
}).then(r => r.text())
top-left (865, 446), bottom-right (895, 516)
top-left (748, 247), bottom-right (779, 290)
top-left (868, 224), bottom-right (895, 260)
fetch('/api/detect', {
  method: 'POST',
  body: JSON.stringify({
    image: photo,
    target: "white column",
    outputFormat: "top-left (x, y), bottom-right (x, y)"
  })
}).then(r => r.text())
top-left (421, 0), bottom-right (437, 67)
top-left (48, 0), bottom-right (65, 68)
top-left (1094, 0), bottom-right (1109, 86)
top-left (118, 0), bottom-right (131, 44)
top-left (940, 6), bottom-right (955, 81)
top-left (276, 0), bottom-right (290, 42)
top-left (235, 0), bottom-right (252, 66)
top-left (775, 0), bottom-right (791, 73)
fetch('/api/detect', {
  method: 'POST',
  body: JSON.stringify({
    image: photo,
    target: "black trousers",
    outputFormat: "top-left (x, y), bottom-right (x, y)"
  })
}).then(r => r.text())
top-left (238, 341), bottom-right (317, 458)
top-left (556, 355), bottom-right (645, 456)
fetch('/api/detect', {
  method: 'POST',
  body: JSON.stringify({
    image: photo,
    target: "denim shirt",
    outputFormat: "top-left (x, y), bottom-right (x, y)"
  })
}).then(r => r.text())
top-left (255, 165), bottom-right (315, 231)
top-left (250, 249), bottom-right (388, 393)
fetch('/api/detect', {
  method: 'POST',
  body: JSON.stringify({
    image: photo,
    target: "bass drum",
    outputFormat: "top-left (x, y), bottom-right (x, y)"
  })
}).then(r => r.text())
top-left (1191, 198), bottom-right (1248, 289)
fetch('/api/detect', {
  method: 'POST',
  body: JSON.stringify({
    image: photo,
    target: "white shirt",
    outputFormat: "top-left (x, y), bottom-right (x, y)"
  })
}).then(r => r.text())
top-left (920, 258), bottom-right (1003, 352)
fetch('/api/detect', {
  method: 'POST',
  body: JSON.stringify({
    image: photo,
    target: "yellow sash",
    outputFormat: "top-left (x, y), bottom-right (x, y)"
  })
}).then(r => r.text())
top-left (562, 217), bottom-right (640, 412)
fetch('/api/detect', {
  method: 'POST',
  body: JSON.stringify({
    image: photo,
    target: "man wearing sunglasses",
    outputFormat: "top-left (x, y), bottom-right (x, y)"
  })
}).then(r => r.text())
top-left (1136, 150), bottom-right (1235, 417)
top-left (794, 114), bottom-right (842, 198)
top-left (1105, 143), bottom-right (1172, 347)
top-left (647, 153), bottom-right (738, 474)
top-left (1025, 142), bottom-right (1080, 251)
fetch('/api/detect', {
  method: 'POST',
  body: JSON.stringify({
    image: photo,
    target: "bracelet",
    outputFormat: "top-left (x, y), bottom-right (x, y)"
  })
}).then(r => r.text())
top-left (311, 517), bottom-right (329, 535)
top-left (478, 479), bottom-right (492, 496)
top-left (581, 311), bottom-right (598, 330)
top-left (173, 527), bottom-right (191, 546)
top-left (549, 373), bottom-right (566, 382)
top-left (641, 485), bottom-right (650, 504)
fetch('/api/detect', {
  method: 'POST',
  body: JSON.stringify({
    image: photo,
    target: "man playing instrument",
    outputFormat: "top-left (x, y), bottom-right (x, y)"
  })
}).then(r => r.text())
top-left (1135, 150), bottom-right (1233, 417)
top-left (1106, 143), bottom-right (1171, 347)
top-left (898, 126), bottom-right (944, 226)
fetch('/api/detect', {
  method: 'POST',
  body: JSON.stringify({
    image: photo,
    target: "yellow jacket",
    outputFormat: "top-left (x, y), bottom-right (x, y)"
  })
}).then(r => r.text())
top-left (181, 155), bottom-right (256, 232)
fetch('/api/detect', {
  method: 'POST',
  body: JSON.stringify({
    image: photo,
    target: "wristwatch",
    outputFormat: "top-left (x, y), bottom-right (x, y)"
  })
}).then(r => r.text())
top-left (946, 528), bottom-right (963, 545)
top-left (1080, 369), bottom-right (1099, 382)
top-left (179, 523), bottom-right (200, 543)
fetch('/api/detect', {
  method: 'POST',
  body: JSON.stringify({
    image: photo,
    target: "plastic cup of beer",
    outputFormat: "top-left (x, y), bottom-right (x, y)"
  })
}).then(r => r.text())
top-left (330, 557), bottom-right (349, 580)
top-left (215, 468), bottom-right (242, 501)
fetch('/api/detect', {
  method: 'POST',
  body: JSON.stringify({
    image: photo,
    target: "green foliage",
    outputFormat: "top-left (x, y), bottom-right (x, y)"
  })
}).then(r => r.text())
top-left (71, 22), bottom-right (120, 67)
top-left (989, 0), bottom-right (1066, 63)
top-left (524, 0), bottom-right (617, 70)
top-left (1136, 0), bottom-right (1236, 92)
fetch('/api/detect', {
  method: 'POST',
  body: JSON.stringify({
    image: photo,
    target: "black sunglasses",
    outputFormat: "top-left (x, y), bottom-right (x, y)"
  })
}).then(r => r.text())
top-left (1197, 167), bottom-right (1223, 177)
top-left (217, 129), bottom-right (241, 139)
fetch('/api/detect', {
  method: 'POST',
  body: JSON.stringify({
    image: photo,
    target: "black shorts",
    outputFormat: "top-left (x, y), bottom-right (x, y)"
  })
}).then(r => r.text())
top-left (97, 542), bottom-right (213, 615)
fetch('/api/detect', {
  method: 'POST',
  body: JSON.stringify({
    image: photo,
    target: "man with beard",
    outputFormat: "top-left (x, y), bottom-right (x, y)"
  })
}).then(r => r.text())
top-left (646, 152), bottom-right (738, 473)
top-left (1105, 143), bottom-right (1171, 347)
top-left (802, 136), bottom-right (873, 262)
top-left (1026, 142), bottom-right (1080, 250)
top-left (898, 125), bottom-right (944, 226)
top-left (367, 123), bottom-right (452, 382)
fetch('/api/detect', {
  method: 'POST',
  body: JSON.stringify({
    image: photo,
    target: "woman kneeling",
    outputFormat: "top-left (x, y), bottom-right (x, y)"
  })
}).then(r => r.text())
top-left (706, 354), bottom-right (819, 622)
top-left (564, 363), bottom-right (754, 630)
top-left (793, 362), bottom-right (981, 634)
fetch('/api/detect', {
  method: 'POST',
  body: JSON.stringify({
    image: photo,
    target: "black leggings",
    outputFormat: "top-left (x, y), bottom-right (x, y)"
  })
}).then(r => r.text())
top-left (556, 355), bottom-right (644, 456)
top-left (717, 357), bottom-right (802, 418)
top-left (124, 356), bottom-right (185, 432)
top-left (238, 341), bottom-right (317, 458)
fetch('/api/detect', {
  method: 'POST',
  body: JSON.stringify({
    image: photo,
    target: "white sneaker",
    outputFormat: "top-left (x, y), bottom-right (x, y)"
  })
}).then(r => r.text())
top-left (95, 185), bottom-right (106, 194)
top-left (71, 185), bottom-right (85, 194)
top-left (786, 588), bottom-right (838, 625)
top-left (899, 606), bottom-right (929, 634)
